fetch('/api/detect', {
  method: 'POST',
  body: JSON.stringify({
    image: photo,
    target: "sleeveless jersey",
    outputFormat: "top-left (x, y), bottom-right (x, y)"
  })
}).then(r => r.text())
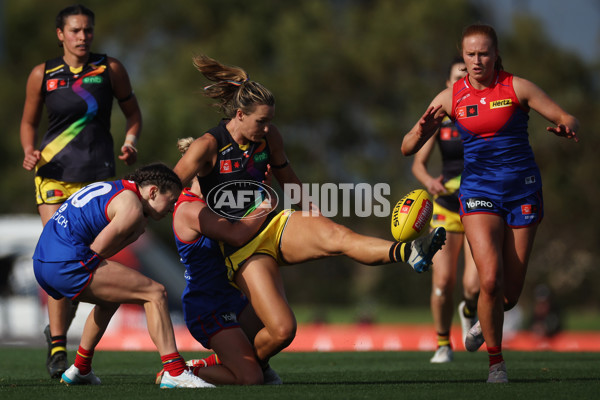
top-left (436, 116), bottom-right (463, 212)
top-left (451, 71), bottom-right (541, 201)
top-left (37, 53), bottom-right (116, 182)
top-left (173, 189), bottom-right (229, 296)
top-left (33, 179), bottom-right (139, 262)
top-left (197, 119), bottom-right (271, 220)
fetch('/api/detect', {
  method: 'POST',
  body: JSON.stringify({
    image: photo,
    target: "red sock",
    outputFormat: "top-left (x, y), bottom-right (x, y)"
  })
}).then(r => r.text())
top-left (74, 346), bottom-right (94, 375)
top-left (487, 345), bottom-right (504, 367)
top-left (203, 353), bottom-right (220, 367)
top-left (161, 352), bottom-right (186, 377)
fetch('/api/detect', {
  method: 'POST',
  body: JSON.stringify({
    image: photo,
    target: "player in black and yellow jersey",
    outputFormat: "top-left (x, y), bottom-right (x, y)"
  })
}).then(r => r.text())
top-left (19, 4), bottom-right (142, 379)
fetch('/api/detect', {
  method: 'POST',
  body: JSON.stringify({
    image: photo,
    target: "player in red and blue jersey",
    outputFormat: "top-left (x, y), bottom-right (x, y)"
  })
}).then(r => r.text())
top-left (155, 171), bottom-right (283, 386)
top-left (402, 24), bottom-right (579, 383)
top-left (412, 57), bottom-right (479, 364)
top-left (33, 163), bottom-right (213, 389)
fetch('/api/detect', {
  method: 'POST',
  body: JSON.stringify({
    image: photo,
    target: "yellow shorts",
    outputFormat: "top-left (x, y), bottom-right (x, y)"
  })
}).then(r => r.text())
top-left (35, 177), bottom-right (96, 205)
top-left (222, 209), bottom-right (294, 283)
top-left (430, 201), bottom-right (464, 233)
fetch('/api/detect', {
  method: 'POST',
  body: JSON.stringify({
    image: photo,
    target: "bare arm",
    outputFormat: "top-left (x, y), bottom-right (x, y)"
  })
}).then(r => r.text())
top-left (401, 88), bottom-right (452, 156)
top-left (513, 76), bottom-right (579, 142)
top-left (173, 134), bottom-right (218, 186)
top-left (20, 64), bottom-right (45, 171)
top-left (412, 132), bottom-right (446, 195)
top-left (265, 125), bottom-right (321, 213)
top-left (174, 193), bottom-right (275, 247)
top-left (90, 191), bottom-right (147, 258)
top-left (108, 57), bottom-right (143, 165)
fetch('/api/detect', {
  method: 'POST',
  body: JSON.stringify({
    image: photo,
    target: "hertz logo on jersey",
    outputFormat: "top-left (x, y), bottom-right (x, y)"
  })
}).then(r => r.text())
top-left (490, 99), bottom-right (512, 109)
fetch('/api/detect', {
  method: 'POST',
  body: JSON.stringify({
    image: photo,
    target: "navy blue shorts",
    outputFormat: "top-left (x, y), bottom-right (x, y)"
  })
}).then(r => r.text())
top-left (33, 254), bottom-right (103, 300)
top-left (459, 190), bottom-right (543, 228)
top-left (183, 290), bottom-right (249, 349)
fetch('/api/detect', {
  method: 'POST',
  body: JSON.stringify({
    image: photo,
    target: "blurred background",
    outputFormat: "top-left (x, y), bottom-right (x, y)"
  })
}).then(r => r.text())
top-left (0, 0), bottom-right (599, 341)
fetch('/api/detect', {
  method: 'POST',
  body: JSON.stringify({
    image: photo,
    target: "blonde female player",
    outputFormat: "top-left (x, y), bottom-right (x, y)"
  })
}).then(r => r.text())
top-left (173, 54), bottom-right (447, 366)
top-left (402, 24), bottom-right (579, 382)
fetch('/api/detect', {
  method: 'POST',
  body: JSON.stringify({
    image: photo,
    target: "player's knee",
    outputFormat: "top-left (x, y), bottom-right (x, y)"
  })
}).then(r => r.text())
top-left (323, 223), bottom-right (353, 255)
top-left (147, 281), bottom-right (168, 304)
top-left (479, 275), bottom-right (502, 297)
top-left (237, 367), bottom-right (264, 385)
top-left (271, 321), bottom-right (297, 348)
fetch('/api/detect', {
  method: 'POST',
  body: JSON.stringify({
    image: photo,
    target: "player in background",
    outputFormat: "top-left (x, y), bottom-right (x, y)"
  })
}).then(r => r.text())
top-left (19, 4), bottom-right (142, 378)
top-left (33, 163), bottom-right (214, 389)
top-left (411, 57), bottom-right (479, 363)
top-left (173, 54), bottom-right (447, 368)
top-left (402, 24), bottom-right (579, 382)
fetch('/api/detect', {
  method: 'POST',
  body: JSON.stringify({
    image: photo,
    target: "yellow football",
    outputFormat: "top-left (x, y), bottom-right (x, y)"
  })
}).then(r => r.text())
top-left (391, 189), bottom-right (433, 242)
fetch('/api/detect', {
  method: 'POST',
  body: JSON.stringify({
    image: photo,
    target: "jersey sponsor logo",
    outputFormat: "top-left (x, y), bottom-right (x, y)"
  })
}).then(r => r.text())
top-left (480, 97), bottom-right (487, 105)
top-left (82, 76), bottom-right (103, 84)
top-left (455, 105), bottom-right (478, 119)
top-left (490, 99), bottom-right (512, 109)
top-left (219, 158), bottom-right (242, 174)
top-left (253, 151), bottom-right (268, 163)
top-left (465, 197), bottom-right (494, 211)
top-left (525, 176), bottom-right (536, 185)
top-left (46, 79), bottom-right (69, 92)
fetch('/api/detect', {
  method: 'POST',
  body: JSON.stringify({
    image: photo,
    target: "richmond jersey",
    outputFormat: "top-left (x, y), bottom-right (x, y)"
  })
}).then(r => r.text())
top-left (33, 179), bottom-right (139, 262)
top-left (197, 120), bottom-right (271, 220)
top-left (436, 116), bottom-right (464, 212)
top-left (37, 53), bottom-right (116, 182)
top-left (451, 71), bottom-right (541, 201)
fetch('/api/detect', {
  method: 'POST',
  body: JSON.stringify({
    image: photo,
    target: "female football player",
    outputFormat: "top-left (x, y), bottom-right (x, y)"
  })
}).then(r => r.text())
top-left (411, 57), bottom-right (479, 363)
top-left (20, 4), bottom-right (142, 378)
top-left (402, 24), bottom-right (579, 383)
top-left (33, 163), bottom-right (213, 389)
top-left (173, 54), bottom-right (446, 367)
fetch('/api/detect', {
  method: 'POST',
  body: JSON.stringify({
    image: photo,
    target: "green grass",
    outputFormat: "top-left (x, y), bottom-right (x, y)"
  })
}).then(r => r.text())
top-left (1, 348), bottom-right (599, 399)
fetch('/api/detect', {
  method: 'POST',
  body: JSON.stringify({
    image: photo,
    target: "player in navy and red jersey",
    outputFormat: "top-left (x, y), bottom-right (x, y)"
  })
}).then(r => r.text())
top-left (20, 4), bottom-right (142, 378)
top-left (173, 54), bottom-right (446, 370)
top-left (402, 24), bottom-right (579, 383)
top-left (154, 169), bottom-right (283, 386)
top-left (412, 57), bottom-right (479, 364)
top-left (33, 163), bottom-right (213, 389)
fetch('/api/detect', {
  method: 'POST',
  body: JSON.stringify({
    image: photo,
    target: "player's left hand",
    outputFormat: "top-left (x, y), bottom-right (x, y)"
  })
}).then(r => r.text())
top-left (547, 124), bottom-right (579, 143)
top-left (119, 144), bottom-right (138, 165)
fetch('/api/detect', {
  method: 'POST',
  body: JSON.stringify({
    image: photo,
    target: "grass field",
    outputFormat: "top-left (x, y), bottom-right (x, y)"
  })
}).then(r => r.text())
top-left (1, 348), bottom-right (599, 399)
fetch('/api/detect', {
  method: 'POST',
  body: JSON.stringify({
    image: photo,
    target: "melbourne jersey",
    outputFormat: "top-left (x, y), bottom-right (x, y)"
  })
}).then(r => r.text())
top-left (436, 116), bottom-right (463, 212)
top-left (173, 189), bottom-right (247, 328)
top-left (451, 71), bottom-right (541, 201)
top-left (37, 53), bottom-right (115, 182)
top-left (33, 179), bottom-right (140, 262)
top-left (174, 189), bottom-right (229, 295)
top-left (197, 119), bottom-right (271, 220)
